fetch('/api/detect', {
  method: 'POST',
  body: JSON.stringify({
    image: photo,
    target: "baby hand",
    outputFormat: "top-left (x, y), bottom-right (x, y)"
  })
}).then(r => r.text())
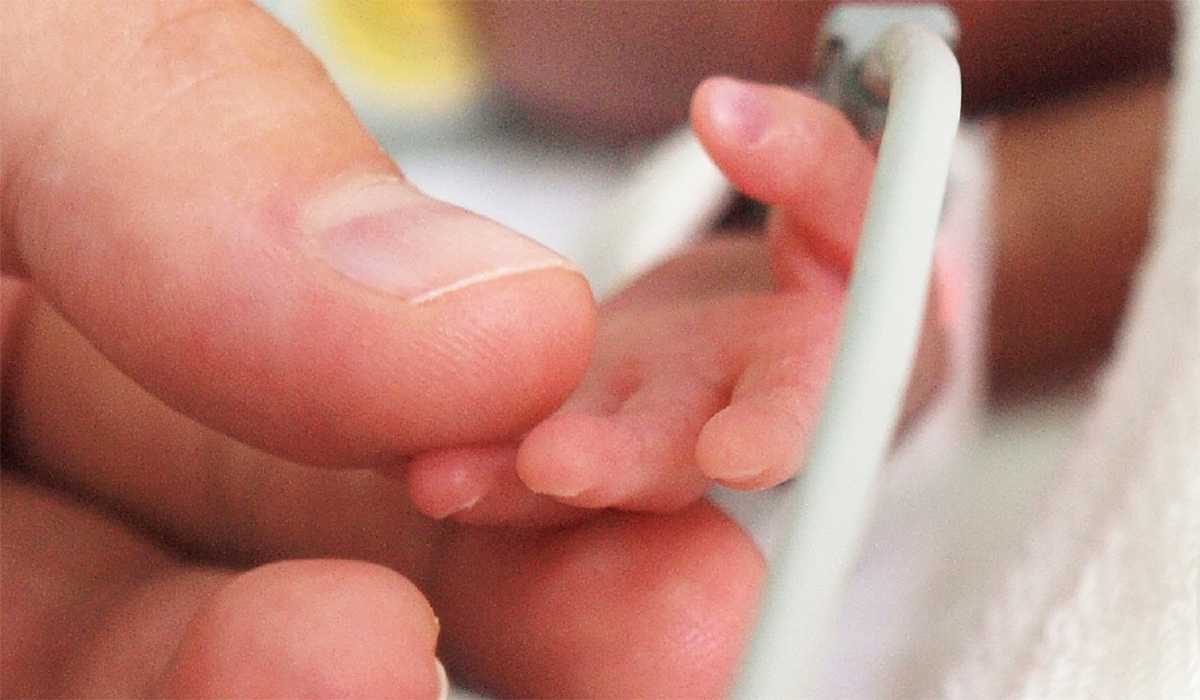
top-left (406, 78), bottom-right (942, 523)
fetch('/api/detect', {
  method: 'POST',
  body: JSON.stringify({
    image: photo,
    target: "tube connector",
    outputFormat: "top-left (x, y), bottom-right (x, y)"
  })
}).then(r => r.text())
top-left (817, 4), bottom-right (959, 139)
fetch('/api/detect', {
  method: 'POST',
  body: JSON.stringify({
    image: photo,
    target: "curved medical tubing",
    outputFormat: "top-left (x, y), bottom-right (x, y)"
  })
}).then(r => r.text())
top-left (732, 24), bottom-right (960, 699)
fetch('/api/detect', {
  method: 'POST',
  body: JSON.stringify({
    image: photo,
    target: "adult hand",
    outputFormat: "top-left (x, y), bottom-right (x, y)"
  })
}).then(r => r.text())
top-left (0, 2), bottom-right (764, 697)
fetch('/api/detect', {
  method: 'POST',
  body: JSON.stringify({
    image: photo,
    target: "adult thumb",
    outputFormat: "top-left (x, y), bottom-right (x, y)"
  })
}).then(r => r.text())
top-left (0, 0), bottom-right (596, 468)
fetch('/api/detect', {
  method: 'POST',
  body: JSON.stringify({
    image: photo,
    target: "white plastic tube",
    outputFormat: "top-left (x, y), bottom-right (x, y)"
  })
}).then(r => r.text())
top-left (583, 127), bottom-right (734, 298)
top-left (732, 22), bottom-right (960, 699)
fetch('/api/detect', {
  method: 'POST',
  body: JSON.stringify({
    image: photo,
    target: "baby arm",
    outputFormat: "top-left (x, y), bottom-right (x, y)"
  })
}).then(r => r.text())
top-left (405, 77), bottom-right (945, 523)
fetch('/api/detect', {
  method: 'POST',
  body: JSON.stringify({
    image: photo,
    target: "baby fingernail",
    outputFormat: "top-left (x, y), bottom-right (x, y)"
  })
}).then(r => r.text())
top-left (307, 174), bottom-right (578, 304)
top-left (522, 462), bottom-right (590, 500)
top-left (530, 482), bottom-right (587, 500)
top-left (707, 77), bottom-right (771, 147)
top-left (429, 494), bottom-right (483, 521)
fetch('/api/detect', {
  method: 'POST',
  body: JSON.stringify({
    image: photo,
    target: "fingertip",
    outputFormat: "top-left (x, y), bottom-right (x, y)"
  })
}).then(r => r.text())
top-left (406, 446), bottom-right (509, 520)
top-left (159, 560), bottom-right (442, 700)
top-left (516, 413), bottom-right (612, 501)
top-left (521, 411), bottom-right (713, 512)
top-left (363, 262), bottom-right (598, 459)
top-left (691, 78), bottom-right (874, 280)
top-left (202, 242), bottom-right (595, 468)
top-left (692, 77), bottom-right (825, 197)
top-left (408, 444), bottom-right (588, 527)
top-left (697, 400), bottom-right (809, 492)
top-left (692, 76), bottom-right (772, 149)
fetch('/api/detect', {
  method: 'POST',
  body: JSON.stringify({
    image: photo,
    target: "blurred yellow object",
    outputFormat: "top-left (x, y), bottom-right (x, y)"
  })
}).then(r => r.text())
top-left (315, 1), bottom-right (482, 109)
top-left (268, 0), bottom-right (485, 136)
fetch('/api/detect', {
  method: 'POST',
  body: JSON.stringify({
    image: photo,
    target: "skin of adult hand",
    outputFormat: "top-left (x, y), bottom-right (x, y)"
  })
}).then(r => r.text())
top-left (0, 1), bottom-right (765, 697)
top-left (2, 0), bottom-right (596, 466)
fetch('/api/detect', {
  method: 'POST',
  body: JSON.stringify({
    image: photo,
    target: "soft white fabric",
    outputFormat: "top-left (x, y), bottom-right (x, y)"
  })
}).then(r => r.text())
top-left (943, 1), bottom-right (1200, 697)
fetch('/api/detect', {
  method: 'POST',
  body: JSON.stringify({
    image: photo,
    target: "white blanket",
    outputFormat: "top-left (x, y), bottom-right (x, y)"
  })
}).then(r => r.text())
top-left (943, 1), bottom-right (1200, 697)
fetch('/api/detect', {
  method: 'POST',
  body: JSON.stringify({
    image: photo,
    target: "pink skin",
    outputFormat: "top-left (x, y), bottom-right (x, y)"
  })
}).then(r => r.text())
top-left (407, 77), bottom-right (884, 524)
top-left (0, 4), bottom-right (931, 691)
top-left (2, 2), bottom-right (1162, 695)
top-left (5, 464), bottom-right (761, 698)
